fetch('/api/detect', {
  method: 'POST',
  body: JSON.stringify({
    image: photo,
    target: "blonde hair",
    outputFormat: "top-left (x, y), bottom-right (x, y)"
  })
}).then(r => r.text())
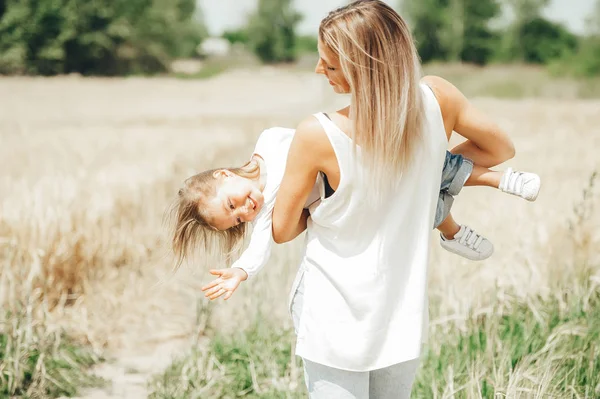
top-left (319, 0), bottom-right (425, 201)
top-left (169, 161), bottom-right (259, 271)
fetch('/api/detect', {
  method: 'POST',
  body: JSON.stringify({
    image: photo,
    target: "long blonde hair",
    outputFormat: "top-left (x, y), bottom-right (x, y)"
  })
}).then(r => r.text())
top-left (169, 161), bottom-right (259, 271)
top-left (319, 0), bottom-right (425, 201)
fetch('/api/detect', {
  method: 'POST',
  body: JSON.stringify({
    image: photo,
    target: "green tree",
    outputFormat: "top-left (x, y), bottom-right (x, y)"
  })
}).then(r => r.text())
top-left (440, 0), bottom-right (466, 61)
top-left (404, 0), bottom-right (501, 65)
top-left (562, 0), bottom-right (600, 76)
top-left (0, 0), bottom-right (206, 75)
top-left (499, 0), bottom-right (550, 61)
top-left (507, 0), bottom-right (550, 22)
top-left (403, 0), bottom-right (451, 63)
top-left (246, 0), bottom-right (302, 63)
top-left (518, 18), bottom-right (578, 64)
top-left (459, 0), bottom-right (501, 65)
top-left (0, 0), bottom-right (71, 74)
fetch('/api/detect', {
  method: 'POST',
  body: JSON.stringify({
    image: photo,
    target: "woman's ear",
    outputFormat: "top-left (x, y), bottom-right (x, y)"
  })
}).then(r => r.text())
top-left (212, 169), bottom-right (234, 179)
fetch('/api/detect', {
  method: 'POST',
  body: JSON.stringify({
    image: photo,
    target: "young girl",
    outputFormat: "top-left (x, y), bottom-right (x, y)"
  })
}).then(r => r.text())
top-left (171, 119), bottom-right (541, 301)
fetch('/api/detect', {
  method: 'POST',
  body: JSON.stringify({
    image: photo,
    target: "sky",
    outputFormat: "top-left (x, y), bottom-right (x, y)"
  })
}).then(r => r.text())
top-left (198, 0), bottom-right (596, 36)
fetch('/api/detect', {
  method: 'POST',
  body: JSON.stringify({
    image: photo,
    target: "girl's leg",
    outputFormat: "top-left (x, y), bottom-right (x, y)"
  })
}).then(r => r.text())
top-left (464, 164), bottom-right (502, 188)
top-left (436, 213), bottom-right (461, 240)
top-left (303, 359), bottom-right (369, 399)
top-left (369, 357), bottom-right (420, 399)
top-left (437, 213), bottom-right (494, 260)
top-left (464, 165), bottom-right (541, 201)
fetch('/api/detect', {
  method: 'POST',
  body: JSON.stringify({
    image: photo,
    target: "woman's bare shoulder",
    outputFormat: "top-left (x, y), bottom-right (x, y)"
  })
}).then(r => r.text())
top-left (295, 114), bottom-right (331, 146)
top-left (420, 75), bottom-right (468, 138)
top-left (420, 76), bottom-right (467, 111)
top-left (292, 114), bottom-right (336, 166)
top-left (296, 114), bottom-right (325, 135)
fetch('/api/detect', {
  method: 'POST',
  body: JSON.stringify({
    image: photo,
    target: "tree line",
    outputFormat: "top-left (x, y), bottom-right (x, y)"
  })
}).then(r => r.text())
top-left (0, 0), bottom-right (598, 77)
top-left (404, 0), bottom-right (600, 76)
top-left (0, 0), bottom-right (206, 75)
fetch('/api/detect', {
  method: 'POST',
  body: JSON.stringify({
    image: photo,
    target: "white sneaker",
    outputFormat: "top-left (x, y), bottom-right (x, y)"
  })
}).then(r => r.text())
top-left (440, 225), bottom-right (494, 261)
top-left (499, 167), bottom-right (541, 201)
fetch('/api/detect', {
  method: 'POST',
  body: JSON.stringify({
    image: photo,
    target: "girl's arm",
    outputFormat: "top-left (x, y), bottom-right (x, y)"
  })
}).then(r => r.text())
top-left (201, 207), bottom-right (273, 301)
top-left (422, 75), bottom-right (515, 167)
top-left (272, 117), bottom-right (329, 244)
top-left (230, 203), bottom-right (274, 278)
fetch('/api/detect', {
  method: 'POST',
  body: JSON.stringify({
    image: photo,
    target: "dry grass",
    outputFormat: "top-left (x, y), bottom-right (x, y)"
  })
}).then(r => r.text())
top-left (0, 66), bottom-right (599, 397)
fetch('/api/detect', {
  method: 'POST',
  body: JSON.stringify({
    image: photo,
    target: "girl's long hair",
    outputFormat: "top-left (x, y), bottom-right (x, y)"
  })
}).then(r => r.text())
top-left (169, 161), bottom-right (259, 271)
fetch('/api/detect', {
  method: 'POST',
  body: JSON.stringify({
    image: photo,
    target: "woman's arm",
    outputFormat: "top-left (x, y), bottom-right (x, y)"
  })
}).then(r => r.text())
top-left (272, 117), bottom-right (329, 244)
top-left (422, 75), bottom-right (515, 168)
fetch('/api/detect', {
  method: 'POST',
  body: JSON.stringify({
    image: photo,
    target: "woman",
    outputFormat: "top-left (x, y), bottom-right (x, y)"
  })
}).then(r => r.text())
top-left (271, 1), bottom-right (515, 397)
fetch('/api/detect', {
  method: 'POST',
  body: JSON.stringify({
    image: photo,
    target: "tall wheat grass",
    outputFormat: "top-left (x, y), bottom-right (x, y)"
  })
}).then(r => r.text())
top-left (0, 69), bottom-right (598, 397)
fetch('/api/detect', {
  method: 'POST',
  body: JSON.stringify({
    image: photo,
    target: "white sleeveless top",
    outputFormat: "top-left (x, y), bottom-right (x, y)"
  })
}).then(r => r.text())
top-left (291, 84), bottom-right (447, 371)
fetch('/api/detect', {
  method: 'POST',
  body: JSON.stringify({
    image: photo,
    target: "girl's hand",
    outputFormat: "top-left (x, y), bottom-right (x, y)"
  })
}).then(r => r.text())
top-left (201, 267), bottom-right (248, 301)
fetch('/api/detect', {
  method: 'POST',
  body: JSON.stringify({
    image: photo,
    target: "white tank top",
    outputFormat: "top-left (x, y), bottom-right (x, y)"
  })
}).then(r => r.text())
top-left (293, 84), bottom-right (447, 371)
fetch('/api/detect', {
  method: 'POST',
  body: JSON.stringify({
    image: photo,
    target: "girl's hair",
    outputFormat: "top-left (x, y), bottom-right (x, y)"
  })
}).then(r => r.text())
top-left (319, 0), bottom-right (425, 202)
top-left (169, 161), bottom-right (259, 271)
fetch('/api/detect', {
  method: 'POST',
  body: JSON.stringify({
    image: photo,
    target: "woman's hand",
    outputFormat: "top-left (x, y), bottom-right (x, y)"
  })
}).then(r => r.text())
top-left (201, 267), bottom-right (248, 301)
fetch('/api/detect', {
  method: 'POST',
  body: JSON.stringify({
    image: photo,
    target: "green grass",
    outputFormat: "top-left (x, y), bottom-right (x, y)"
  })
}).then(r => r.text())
top-left (149, 317), bottom-right (305, 399)
top-left (0, 308), bottom-right (104, 398)
top-left (416, 287), bottom-right (600, 397)
top-left (149, 278), bottom-right (600, 398)
top-left (0, 238), bottom-right (105, 398)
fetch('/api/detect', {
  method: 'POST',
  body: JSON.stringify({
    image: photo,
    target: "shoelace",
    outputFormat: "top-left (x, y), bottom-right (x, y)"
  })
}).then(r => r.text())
top-left (457, 226), bottom-right (484, 250)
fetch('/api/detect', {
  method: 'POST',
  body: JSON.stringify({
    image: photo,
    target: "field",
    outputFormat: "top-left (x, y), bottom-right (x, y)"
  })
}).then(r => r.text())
top-left (1, 65), bottom-right (599, 398)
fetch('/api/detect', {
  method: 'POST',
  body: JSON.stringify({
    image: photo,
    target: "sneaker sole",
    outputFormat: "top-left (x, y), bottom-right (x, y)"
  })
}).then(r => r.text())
top-left (440, 240), bottom-right (494, 261)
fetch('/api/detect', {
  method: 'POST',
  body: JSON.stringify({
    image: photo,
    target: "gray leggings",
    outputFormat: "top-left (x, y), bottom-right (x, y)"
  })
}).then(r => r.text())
top-left (290, 272), bottom-right (420, 398)
top-left (303, 358), bottom-right (420, 399)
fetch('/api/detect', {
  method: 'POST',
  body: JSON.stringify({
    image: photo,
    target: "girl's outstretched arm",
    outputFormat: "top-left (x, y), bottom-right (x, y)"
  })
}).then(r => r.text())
top-left (272, 117), bottom-right (329, 244)
top-left (422, 75), bottom-right (515, 168)
top-left (201, 267), bottom-right (247, 301)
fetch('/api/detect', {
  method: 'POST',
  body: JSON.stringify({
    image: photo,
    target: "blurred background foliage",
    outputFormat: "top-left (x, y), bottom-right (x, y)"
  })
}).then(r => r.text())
top-left (0, 0), bottom-right (598, 76)
top-left (0, 0), bottom-right (206, 75)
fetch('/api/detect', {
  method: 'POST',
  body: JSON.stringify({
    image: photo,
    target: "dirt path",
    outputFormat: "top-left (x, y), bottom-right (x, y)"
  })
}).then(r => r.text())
top-left (72, 339), bottom-right (189, 399)
top-left (55, 261), bottom-right (216, 399)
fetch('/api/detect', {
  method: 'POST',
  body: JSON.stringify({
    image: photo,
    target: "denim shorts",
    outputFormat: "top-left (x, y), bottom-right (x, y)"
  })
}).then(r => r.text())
top-left (434, 151), bottom-right (473, 228)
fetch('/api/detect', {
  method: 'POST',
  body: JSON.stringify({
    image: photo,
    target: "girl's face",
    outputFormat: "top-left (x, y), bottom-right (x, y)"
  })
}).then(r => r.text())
top-left (315, 38), bottom-right (351, 94)
top-left (205, 170), bottom-right (265, 230)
